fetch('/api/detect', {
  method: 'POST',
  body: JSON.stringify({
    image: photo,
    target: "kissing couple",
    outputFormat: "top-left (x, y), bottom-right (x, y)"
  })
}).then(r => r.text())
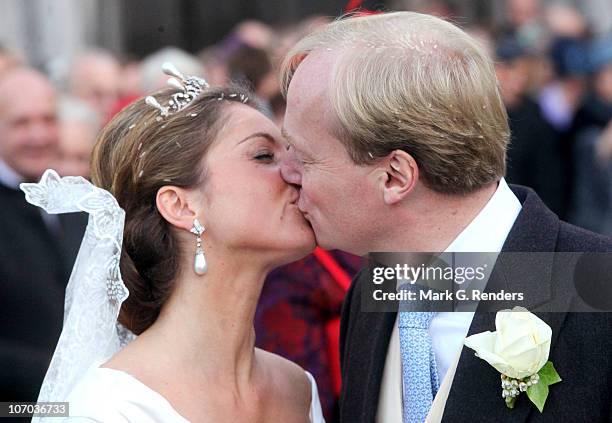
top-left (27, 11), bottom-right (612, 423)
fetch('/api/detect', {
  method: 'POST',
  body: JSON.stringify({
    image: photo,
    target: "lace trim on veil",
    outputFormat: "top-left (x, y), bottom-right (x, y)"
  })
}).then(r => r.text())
top-left (20, 169), bottom-right (135, 416)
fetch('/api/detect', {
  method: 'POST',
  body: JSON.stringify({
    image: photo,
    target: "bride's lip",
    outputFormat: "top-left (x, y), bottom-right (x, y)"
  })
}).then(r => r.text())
top-left (288, 188), bottom-right (301, 205)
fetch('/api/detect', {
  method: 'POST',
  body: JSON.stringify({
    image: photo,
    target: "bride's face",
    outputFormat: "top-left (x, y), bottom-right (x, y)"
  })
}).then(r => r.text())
top-left (198, 104), bottom-right (315, 265)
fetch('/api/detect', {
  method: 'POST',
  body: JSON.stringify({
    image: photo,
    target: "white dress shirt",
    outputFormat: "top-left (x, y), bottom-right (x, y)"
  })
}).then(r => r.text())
top-left (376, 178), bottom-right (522, 422)
top-left (0, 158), bottom-right (24, 189)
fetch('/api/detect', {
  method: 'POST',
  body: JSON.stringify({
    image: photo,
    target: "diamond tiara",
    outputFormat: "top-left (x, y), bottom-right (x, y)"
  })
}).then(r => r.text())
top-left (145, 62), bottom-right (209, 119)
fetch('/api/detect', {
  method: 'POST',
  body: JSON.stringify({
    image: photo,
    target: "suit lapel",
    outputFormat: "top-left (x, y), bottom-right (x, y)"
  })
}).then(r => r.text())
top-left (442, 186), bottom-right (567, 422)
top-left (343, 269), bottom-right (397, 421)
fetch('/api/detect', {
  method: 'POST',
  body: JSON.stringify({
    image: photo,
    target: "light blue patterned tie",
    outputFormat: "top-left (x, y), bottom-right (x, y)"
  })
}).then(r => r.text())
top-left (399, 309), bottom-right (440, 423)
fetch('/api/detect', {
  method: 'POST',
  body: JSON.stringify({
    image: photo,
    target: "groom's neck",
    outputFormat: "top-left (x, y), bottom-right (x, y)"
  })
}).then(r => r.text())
top-left (376, 181), bottom-right (498, 253)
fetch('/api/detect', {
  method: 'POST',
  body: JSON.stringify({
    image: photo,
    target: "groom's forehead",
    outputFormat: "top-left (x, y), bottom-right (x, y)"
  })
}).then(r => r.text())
top-left (288, 50), bottom-right (336, 104)
top-left (286, 52), bottom-right (338, 136)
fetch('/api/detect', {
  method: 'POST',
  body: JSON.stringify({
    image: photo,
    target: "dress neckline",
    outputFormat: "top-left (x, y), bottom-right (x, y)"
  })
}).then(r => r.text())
top-left (95, 367), bottom-right (190, 422)
top-left (93, 367), bottom-right (321, 422)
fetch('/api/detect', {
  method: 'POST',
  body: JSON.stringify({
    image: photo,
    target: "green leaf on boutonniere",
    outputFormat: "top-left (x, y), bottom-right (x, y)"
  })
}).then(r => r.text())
top-left (526, 379), bottom-right (548, 412)
top-left (538, 361), bottom-right (562, 386)
top-left (526, 361), bottom-right (562, 413)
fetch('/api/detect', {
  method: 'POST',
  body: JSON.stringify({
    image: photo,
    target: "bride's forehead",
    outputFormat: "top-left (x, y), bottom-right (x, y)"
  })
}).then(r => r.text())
top-left (216, 107), bottom-right (279, 140)
top-left (223, 103), bottom-right (267, 124)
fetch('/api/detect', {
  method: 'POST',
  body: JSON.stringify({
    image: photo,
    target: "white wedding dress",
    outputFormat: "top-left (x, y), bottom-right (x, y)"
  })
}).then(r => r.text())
top-left (65, 367), bottom-right (325, 422)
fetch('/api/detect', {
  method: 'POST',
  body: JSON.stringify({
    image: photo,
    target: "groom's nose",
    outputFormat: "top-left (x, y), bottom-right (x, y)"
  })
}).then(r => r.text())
top-left (280, 152), bottom-right (302, 187)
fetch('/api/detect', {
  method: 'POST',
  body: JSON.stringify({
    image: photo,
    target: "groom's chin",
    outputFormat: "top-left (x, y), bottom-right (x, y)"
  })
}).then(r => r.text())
top-left (315, 235), bottom-right (366, 256)
top-left (305, 219), bottom-right (345, 251)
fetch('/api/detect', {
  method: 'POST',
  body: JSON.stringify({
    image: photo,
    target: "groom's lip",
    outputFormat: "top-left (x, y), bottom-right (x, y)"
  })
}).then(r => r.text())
top-left (297, 200), bottom-right (308, 216)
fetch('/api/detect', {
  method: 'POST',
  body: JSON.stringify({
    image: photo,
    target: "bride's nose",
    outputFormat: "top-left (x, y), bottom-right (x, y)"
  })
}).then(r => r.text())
top-left (280, 152), bottom-right (302, 187)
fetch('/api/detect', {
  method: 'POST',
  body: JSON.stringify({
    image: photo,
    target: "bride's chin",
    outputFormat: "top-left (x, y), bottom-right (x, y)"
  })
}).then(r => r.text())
top-left (272, 252), bottom-right (311, 269)
top-left (271, 237), bottom-right (316, 268)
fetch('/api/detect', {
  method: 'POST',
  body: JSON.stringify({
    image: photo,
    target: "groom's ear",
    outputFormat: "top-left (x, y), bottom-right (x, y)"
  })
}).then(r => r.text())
top-left (156, 186), bottom-right (199, 231)
top-left (379, 150), bottom-right (419, 205)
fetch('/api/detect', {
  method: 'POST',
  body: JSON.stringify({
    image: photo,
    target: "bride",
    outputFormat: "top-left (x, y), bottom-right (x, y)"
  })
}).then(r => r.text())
top-left (21, 64), bottom-right (324, 422)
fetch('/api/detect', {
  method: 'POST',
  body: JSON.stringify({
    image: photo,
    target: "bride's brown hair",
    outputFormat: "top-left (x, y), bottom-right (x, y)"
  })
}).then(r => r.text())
top-left (91, 86), bottom-right (260, 334)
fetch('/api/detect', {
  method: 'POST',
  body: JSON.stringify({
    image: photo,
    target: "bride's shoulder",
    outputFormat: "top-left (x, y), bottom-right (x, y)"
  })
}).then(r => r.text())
top-left (255, 348), bottom-right (311, 407)
top-left (66, 367), bottom-right (188, 422)
top-left (255, 349), bottom-right (325, 422)
top-left (66, 367), bottom-right (133, 421)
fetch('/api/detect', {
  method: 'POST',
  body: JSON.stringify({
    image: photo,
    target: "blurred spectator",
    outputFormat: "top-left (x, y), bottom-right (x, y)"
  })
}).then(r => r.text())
top-left (567, 34), bottom-right (612, 235)
top-left (0, 69), bottom-right (58, 182)
top-left (537, 36), bottom-right (590, 218)
top-left (69, 49), bottom-right (121, 121)
top-left (544, 3), bottom-right (588, 39)
top-left (227, 45), bottom-right (277, 100)
top-left (0, 44), bottom-right (21, 78)
top-left (221, 20), bottom-right (275, 60)
top-left (118, 57), bottom-right (143, 99)
top-left (503, 0), bottom-right (549, 52)
top-left (227, 45), bottom-right (277, 118)
top-left (198, 46), bottom-right (230, 87)
top-left (57, 96), bottom-right (101, 178)
top-left (105, 57), bottom-right (144, 121)
top-left (0, 68), bottom-right (86, 403)
top-left (270, 16), bottom-right (331, 65)
top-left (141, 46), bottom-right (206, 92)
top-left (232, 20), bottom-right (274, 51)
top-left (266, 16), bottom-right (332, 126)
top-left (539, 37), bottom-right (589, 133)
top-left (199, 19), bottom-right (275, 91)
top-left (255, 250), bottom-right (363, 423)
top-left (496, 38), bottom-right (565, 216)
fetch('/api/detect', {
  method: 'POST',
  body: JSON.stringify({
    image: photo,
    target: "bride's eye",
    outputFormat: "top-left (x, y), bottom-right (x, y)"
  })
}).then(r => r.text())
top-left (254, 151), bottom-right (275, 162)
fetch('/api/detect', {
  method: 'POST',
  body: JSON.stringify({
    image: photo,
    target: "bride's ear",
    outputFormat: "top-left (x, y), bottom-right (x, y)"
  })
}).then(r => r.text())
top-left (378, 150), bottom-right (418, 205)
top-left (156, 186), bottom-right (199, 231)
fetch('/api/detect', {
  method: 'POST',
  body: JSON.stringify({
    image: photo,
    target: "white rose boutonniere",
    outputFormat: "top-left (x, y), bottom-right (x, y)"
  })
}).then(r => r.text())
top-left (464, 306), bottom-right (562, 412)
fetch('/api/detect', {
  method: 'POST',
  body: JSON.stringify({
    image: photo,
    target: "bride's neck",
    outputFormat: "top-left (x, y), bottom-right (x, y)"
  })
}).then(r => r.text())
top-left (143, 259), bottom-right (269, 384)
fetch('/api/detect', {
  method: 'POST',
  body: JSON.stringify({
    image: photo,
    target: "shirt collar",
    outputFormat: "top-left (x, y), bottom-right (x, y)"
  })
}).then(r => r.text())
top-left (444, 178), bottom-right (522, 253)
top-left (0, 159), bottom-right (25, 189)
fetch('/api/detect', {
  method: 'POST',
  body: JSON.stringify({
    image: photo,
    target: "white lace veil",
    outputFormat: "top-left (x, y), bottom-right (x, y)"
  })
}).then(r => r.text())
top-left (20, 169), bottom-right (135, 420)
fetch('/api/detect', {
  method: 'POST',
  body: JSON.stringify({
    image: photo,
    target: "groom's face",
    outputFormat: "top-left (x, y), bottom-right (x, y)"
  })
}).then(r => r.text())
top-left (280, 52), bottom-right (381, 255)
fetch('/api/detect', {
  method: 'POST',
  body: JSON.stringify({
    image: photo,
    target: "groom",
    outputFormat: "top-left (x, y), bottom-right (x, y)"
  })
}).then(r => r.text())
top-left (279, 12), bottom-right (612, 423)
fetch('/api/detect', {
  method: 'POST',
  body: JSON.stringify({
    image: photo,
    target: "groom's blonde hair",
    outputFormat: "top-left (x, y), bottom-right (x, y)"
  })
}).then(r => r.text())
top-left (280, 12), bottom-right (509, 194)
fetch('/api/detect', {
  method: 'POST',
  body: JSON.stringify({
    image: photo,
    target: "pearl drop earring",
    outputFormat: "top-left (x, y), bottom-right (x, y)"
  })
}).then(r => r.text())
top-left (190, 218), bottom-right (207, 275)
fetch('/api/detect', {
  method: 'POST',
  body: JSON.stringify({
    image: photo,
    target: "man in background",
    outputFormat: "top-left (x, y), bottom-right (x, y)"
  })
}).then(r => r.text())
top-left (495, 37), bottom-right (565, 216)
top-left (0, 67), bottom-right (86, 403)
top-left (69, 49), bottom-right (121, 121)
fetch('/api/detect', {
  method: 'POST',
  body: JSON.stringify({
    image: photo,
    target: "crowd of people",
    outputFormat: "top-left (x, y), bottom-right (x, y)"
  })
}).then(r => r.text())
top-left (0, 0), bottom-right (611, 421)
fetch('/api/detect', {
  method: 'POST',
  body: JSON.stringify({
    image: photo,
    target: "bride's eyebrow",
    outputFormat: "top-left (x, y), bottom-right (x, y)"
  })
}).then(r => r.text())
top-left (236, 132), bottom-right (276, 145)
